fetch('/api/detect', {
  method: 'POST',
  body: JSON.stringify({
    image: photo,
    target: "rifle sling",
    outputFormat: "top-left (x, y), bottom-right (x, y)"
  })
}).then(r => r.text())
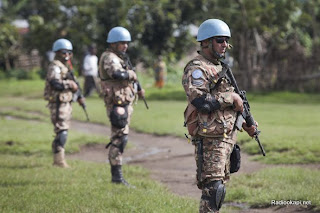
top-left (210, 62), bottom-right (229, 91)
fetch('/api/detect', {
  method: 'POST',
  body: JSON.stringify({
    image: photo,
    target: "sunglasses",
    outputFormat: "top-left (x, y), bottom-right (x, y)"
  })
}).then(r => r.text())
top-left (60, 50), bottom-right (72, 54)
top-left (214, 37), bottom-right (229, 44)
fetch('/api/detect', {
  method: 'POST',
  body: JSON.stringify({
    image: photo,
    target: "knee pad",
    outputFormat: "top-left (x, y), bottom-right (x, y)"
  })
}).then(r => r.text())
top-left (53, 130), bottom-right (68, 153)
top-left (201, 180), bottom-right (226, 211)
top-left (110, 105), bottom-right (128, 129)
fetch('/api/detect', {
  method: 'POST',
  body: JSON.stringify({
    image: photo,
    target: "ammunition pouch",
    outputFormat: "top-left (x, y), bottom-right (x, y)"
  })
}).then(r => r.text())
top-left (230, 144), bottom-right (241, 173)
top-left (184, 104), bottom-right (199, 136)
top-left (110, 105), bottom-right (128, 129)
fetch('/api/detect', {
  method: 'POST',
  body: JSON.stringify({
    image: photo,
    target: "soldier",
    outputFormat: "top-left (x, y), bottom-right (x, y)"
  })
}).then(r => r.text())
top-left (44, 38), bottom-right (85, 168)
top-left (182, 19), bottom-right (257, 213)
top-left (99, 26), bottom-right (145, 186)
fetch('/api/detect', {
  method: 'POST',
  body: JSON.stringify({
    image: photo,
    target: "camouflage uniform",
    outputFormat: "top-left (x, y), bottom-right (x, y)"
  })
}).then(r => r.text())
top-left (182, 52), bottom-right (238, 212)
top-left (99, 48), bottom-right (137, 166)
top-left (44, 59), bottom-right (77, 167)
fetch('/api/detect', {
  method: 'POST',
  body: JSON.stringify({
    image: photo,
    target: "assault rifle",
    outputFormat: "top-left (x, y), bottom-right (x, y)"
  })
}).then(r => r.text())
top-left (223, 64), bottom-right (266, 156)
top-left (123, 53), bottom-right (149, 110)
top-left (67, 71), bottom-right (90, 121)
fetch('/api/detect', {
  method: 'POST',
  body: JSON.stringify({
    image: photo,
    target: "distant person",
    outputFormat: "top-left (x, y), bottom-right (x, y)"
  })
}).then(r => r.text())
top-left (44, 38), bottom-right (85, 168)
top-left (83, 44), bottom-right (100, 97)
top-left (153, 55), bottom-right (167, 88)
top-left (99, 26), bottom-right (145, 186)
top-left (182, 19), bottom-right (257, 213)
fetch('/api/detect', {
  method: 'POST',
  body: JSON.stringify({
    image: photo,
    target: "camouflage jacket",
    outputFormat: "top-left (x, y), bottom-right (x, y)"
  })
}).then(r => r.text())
top-left (44, 60), bottom-right (75, 103)
top-left (98, 49), bottom-right (136, 106)
top-left (182, 52), bottom-right (237, 144)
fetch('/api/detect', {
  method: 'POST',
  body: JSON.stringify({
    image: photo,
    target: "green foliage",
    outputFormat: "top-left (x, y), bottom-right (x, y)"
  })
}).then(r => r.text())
top-left (0, 23), bottom-right (21, 70)
top-left (3, 0), bottom-right (320, 91)
top-left (0, 67), bottom-right (42, 80)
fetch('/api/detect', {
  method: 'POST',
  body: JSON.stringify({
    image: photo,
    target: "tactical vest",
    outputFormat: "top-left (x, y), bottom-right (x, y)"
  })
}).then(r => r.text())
top-left (183, 55), bottom-right (237, 140)
top-left (44, 60), bottom-right (73, 103)
top-left (99, 50), bottom-right (135, 106)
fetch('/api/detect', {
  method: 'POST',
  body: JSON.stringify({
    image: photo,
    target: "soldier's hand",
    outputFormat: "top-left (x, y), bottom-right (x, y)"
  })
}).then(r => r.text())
top-left (69, 80), bottom-right (78, 92)
top-left (128, 70), bottom-right (137, 81)
top-left (242, 121), bottom-right (257, 137)
top-left (232, 92), bottom-right (243, 112)
top-left (138, 89), bottom-right (145, 98)
top-left (77, 97), bottom-right (85, 106)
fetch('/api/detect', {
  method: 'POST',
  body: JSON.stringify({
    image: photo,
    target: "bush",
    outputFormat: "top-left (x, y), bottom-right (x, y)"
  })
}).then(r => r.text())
top-left (0, 68), bottom-right (42, 80)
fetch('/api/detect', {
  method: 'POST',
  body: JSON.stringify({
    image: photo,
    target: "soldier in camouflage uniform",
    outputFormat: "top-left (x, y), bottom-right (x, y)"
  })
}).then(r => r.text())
top-left (99, 27), bottom-right (145, 186)
top-left (182, 19), bottom-right (256, 213)
top-left (44, 38), bottom-right (85, 168)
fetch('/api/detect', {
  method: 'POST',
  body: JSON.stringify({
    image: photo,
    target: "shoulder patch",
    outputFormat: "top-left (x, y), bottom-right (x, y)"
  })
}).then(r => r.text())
top-left (53, 66), bottom-right (61, 74)
top-left (192, 69), bottom-right (203, 79)
top-left (112, 58), bottom-right (120, 64)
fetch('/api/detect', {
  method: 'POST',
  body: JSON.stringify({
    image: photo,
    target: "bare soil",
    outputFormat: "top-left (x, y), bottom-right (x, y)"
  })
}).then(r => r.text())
top-left (68, 120), bottom-right (319, 213)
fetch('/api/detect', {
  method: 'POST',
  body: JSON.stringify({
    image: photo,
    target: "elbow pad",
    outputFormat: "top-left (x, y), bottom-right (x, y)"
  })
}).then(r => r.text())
top-left (191, 95), bottom-right (221, 114)
top-left (49, 79), bottom-right (64, 91)
top-left (112, 71), bottom-right (129, 80)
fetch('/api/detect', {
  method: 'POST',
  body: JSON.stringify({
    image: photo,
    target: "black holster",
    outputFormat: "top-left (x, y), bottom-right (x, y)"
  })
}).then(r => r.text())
top-left (230, 144), bottom-right (241, 173)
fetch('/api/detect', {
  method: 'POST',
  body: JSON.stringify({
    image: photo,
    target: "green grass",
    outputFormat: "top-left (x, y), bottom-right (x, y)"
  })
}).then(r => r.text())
top-left (0, 154), bottom-right (198, 213)
top-left (227, 167), bottom-right (320, 210)
top-left (0, 119), bottom-right (107, 155)
top-left (1, 79), bottom-right (320, 164)
top-left (237, 102), bottom-right (320, 164)
top-left (1, 79), bottom-right (320, 211)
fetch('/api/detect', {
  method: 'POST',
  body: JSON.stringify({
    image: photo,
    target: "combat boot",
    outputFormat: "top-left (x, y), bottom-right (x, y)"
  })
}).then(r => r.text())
top-left (111, 165), bottom-right (133, 187)
top-left (53, 146), bottom-right (70, 168)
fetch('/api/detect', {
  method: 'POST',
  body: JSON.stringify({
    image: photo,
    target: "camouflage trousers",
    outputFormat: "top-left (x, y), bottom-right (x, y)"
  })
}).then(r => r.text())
top-left (195, 138), bottom-right (234, 213)
top-left (106, 103), bottom-right (133, 166)
top-left (48, 102), bottom-right (72, 133)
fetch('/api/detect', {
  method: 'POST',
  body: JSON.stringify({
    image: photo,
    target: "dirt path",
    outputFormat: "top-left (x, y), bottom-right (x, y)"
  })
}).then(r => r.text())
top-left (68, 120), bottom-right (318, 213)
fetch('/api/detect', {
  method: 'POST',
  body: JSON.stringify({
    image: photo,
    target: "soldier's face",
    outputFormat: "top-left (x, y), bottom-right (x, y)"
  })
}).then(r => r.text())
top-left (56, 49), bottom-right (73, 62)
top-left (113, 42), bottom-right (128, 53)
top-left (212, 37), bottom-right (228, 56)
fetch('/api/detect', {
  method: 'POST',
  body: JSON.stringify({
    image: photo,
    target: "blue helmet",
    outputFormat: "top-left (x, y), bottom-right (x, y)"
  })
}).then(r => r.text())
top-left (197, 19), bottom-right (231, 42)
top-left (107, 26), bottom-right (131, 43)
top-left (52, 39), bottom-right (73, 52)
